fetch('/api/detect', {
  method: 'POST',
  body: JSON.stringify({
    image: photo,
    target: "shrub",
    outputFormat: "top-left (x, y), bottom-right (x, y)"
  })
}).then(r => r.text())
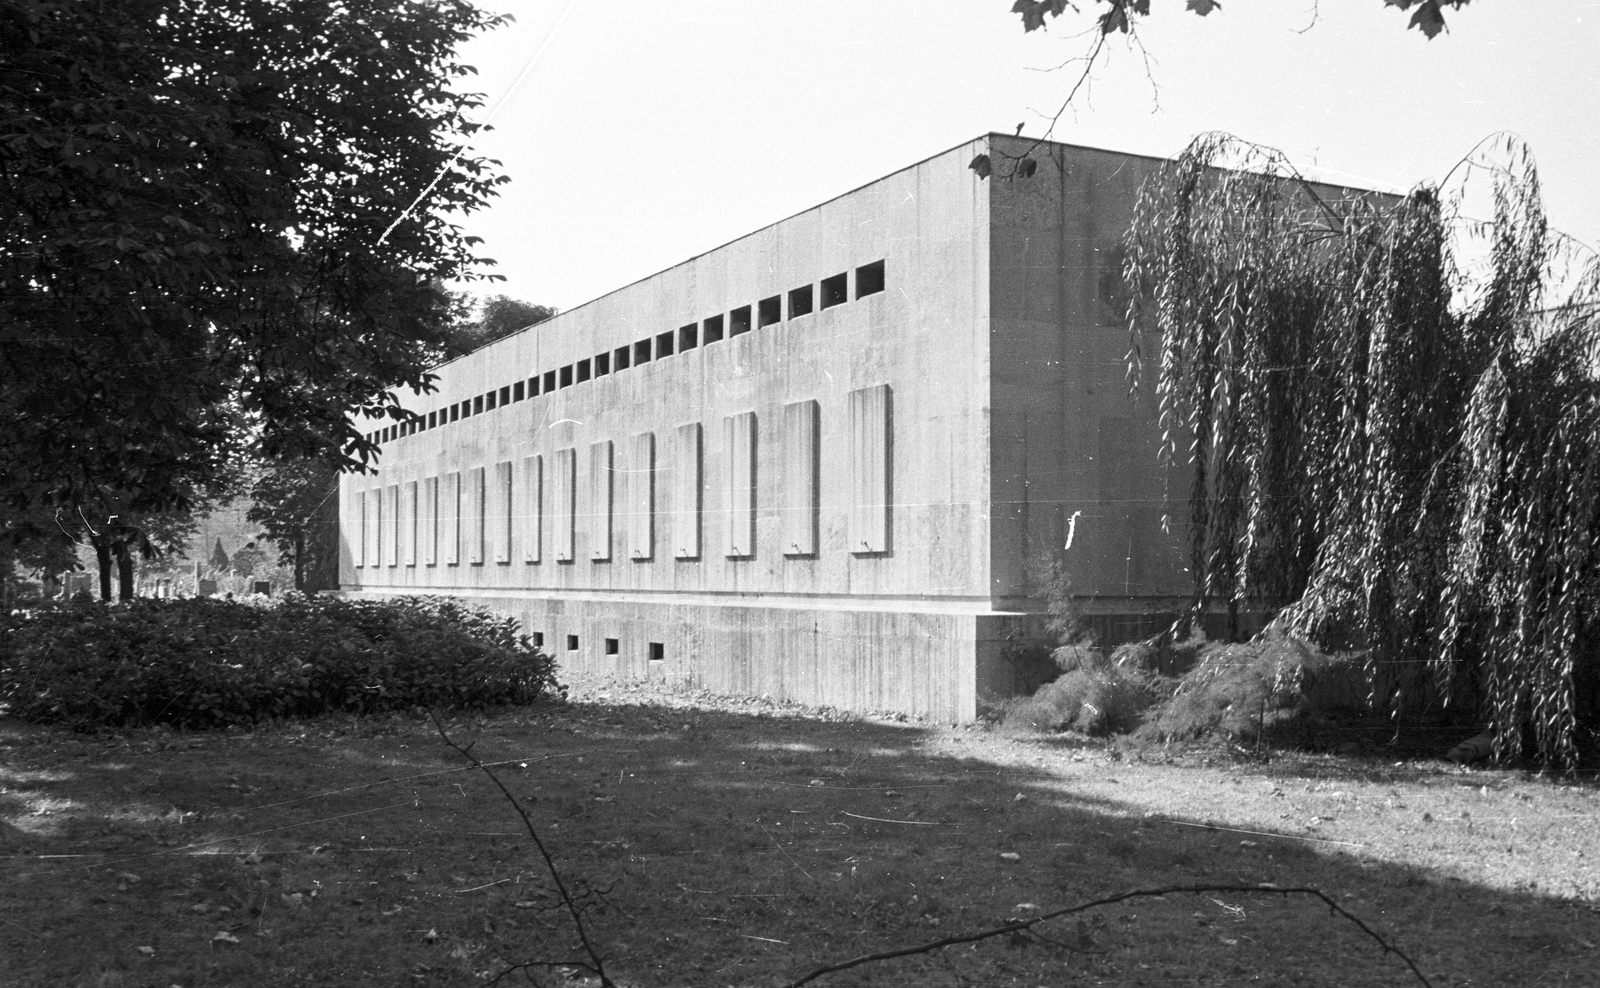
top-left (1136, 636), bottom-right (1348, 742)
top-left (0, 594), bottom-right (562, 731)
top-left (1000, 646), bottom-right (1169, 736)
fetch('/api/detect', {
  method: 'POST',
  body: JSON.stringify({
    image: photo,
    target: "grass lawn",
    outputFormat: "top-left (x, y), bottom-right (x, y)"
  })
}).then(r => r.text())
top-left (2, 676), bottom-right (1597, 987)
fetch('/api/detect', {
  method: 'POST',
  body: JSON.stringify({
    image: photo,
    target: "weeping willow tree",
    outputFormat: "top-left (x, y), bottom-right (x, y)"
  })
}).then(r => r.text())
top-left (1125, 133), bottom-right (1600, 766)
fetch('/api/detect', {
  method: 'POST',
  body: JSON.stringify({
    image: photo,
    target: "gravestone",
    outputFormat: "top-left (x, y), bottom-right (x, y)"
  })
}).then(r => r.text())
top-left (253, 581), bottom-right (271, 596)
top-left (197, 579), bottom-right (218, 597)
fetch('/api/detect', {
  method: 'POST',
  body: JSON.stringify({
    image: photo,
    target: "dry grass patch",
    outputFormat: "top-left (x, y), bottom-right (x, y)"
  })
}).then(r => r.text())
top-left (1, 679), bottom-right (1595, 987)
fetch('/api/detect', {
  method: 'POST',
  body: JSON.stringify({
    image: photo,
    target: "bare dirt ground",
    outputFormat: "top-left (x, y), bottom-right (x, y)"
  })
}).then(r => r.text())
top-left (2, 674), bottom-right (1596, 987)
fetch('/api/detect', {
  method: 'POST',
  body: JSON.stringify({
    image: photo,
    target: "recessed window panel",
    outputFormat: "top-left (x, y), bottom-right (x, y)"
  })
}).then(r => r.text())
top-left (543, 370), bottom-right (556, 393)
top-left (758, 295), bottom-right (781, 327)
top-left (730, 306), bottom-right (751, 337)
top-left (595, 352), bottom-right (610, 376)
top-left (821, 272), bottom-right (848, 308)
top-left (848, 384), bottom-right (893, 554)
top-left (513, 381), bottom-right (525, 401)
top-left (789, 284), bottom-right (813, 318)
top-left (703, 314), bottom-right (724, 344)
top-left (614, 345), bottom-right (631, 370)
top-left (634, 339), bottom-right (652, 364)
top-left (577, 358), bottom-right (591, 383)
top-left (724, 411), bottom-right (756, 558)
top-left (679, 323), bottom-right (698, 351)
top-left (498, 385), bottom-right (510, 405)
top-left (781, 400), bottom-right (819, 557)
top-left (656, 330), bottom-right (674, 357)
top-left (856, 259), bottom-right (885, 297)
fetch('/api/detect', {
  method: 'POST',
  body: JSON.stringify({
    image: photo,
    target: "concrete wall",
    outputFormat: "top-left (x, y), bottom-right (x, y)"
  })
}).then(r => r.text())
top-left (986, 137), bottom-right (1190, 623)
top-left (339, 136), bottom-right (1008, 720)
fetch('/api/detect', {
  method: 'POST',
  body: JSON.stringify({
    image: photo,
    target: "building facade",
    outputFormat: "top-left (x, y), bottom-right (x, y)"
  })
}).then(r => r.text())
top-left (339, 134), bottom-right (1197, 721)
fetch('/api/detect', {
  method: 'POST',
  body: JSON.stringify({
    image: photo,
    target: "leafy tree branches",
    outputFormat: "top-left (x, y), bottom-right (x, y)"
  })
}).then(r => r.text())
top-left (1011, 0), bottom-right (1471, 41)
top-left (0, 0), bottom-right (508, 534)
top-left (1124, 132), bottom-right (1600, 766)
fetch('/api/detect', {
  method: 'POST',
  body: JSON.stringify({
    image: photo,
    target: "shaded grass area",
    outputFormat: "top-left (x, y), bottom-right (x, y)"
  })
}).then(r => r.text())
top-left (2, 683), bottom-right (1597, 987)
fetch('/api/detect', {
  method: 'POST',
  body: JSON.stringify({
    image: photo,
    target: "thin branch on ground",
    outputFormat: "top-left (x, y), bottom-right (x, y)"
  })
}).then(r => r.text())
top-left (431, 712), bottom-right (616, 988)
top-left (778, 883), bottom-right (1434, 988)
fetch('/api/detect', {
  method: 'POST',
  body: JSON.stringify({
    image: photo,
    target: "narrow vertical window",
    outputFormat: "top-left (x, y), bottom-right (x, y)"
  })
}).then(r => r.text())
top-left (513, 381), bottom-right (525, 402)
top-left (614, 345), bottom-right (631, 370)
top-left (729, 306), bottom-right (752, 337)
top-left (848, 384), bottom-right (892, 553)
top-left (403, 481), bottom-right (418, 566)
top-left (529, 375), bottom-right (541, 397)
top-left (494, 460), bottom-right (513, 564)
top-left (367, 489), bottom-right (381, 570)
top-left (634, 339), bottom-right (651, 364)
top-left (588, 440), bottom-right (613, 562)
top-left (356, 490), bottom-right (369, 568)
top-left (553, 448), bottom-right (576, 562)
top-left (468, 466), bottom-right (486, 565)
top-left (655, 330), bottom-right (674, 358)
top-left (577, 359), bottom-right (591, 383)
top-left (386, 484), bottom-right (399, 568)
top-left (543, 370), bottom-right (556, 393)
top-left (672, 422), bottom-right (702, 559)
top-left (703, 315), bottom-right (724, 343)
top-left (445, 471), bottom-right (462, 566)
top-left (678, 323), bottom-right (698, 351)
top-left (781, 400), bottom-right (820, 556)
top-left (595, 352), bottom-right (610, 376)
top-left (522, 455), bottom-right (543, 564)
top-left (630, 432), bottom-right (655, 561)
top-left (423, 476), bottom-right (439, 566)
top-left (724, 412), bottom-right (756, 558)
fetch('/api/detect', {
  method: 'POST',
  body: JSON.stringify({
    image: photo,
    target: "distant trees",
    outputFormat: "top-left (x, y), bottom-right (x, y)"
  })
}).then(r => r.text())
top-left (446, 294), bottom-right (559, 357)
top-left (0, 0), bottom-right (509, 594)
top-left (1125, 133), bottom-right (1600, 765)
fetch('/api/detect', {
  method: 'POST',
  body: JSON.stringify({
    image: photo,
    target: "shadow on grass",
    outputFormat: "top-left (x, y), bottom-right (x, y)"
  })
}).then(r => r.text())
top-left (0, 697), bottom-right (1596, 987)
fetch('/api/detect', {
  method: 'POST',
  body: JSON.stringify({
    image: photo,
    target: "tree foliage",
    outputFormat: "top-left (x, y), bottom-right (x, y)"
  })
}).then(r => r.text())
top-left (445, 294), bottom-right (558, 358)
top-left (1125, 133), bottom-right (1600, 766)
top-left (1011, 0), bottom-right (1472, 40)
top-left (0, 0), bottom-right (507, 535)
top-left (247, 456), bottom-right (341, 591)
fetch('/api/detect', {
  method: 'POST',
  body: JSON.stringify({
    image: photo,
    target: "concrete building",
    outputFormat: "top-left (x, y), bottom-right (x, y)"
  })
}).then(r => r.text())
top-left (339, 134), bottom-right (1200, 721)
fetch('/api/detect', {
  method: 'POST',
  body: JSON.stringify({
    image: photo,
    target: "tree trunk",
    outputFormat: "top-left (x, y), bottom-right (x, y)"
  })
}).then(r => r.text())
top-left (94, 538), bottom-right (113, 602)
top-left (114, 540), bottom-right (135, 601)
top-left (293, 527), bottom-right (305, 591)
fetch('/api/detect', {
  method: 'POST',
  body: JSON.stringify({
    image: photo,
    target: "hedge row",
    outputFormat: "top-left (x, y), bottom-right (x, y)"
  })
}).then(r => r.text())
top-left (0, 594), bottom-right (562, 730)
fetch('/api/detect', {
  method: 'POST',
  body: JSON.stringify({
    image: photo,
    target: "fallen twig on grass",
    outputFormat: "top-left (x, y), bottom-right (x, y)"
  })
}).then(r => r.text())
top-left (1159, 818), bottom-right (1371, 848)
top-left (431, 712), bottom-right (617, 988)
top-left (839, 811), bottom-right (947, 826)
top-left (778, 883), bottom-right (1434, 988)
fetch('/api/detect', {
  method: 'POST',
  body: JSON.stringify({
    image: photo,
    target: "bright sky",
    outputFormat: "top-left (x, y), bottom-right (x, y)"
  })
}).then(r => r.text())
top-left (447, 0), bottom-right (1600, 311)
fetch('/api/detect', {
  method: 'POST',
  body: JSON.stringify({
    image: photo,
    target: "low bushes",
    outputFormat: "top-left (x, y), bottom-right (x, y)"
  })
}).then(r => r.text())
top-left (0, 594), bottom-right (562, 731)
top-left (1001, 634), bottom-right (1370, 744)
top-left (1000, 644), bottom-right (1170, 736)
